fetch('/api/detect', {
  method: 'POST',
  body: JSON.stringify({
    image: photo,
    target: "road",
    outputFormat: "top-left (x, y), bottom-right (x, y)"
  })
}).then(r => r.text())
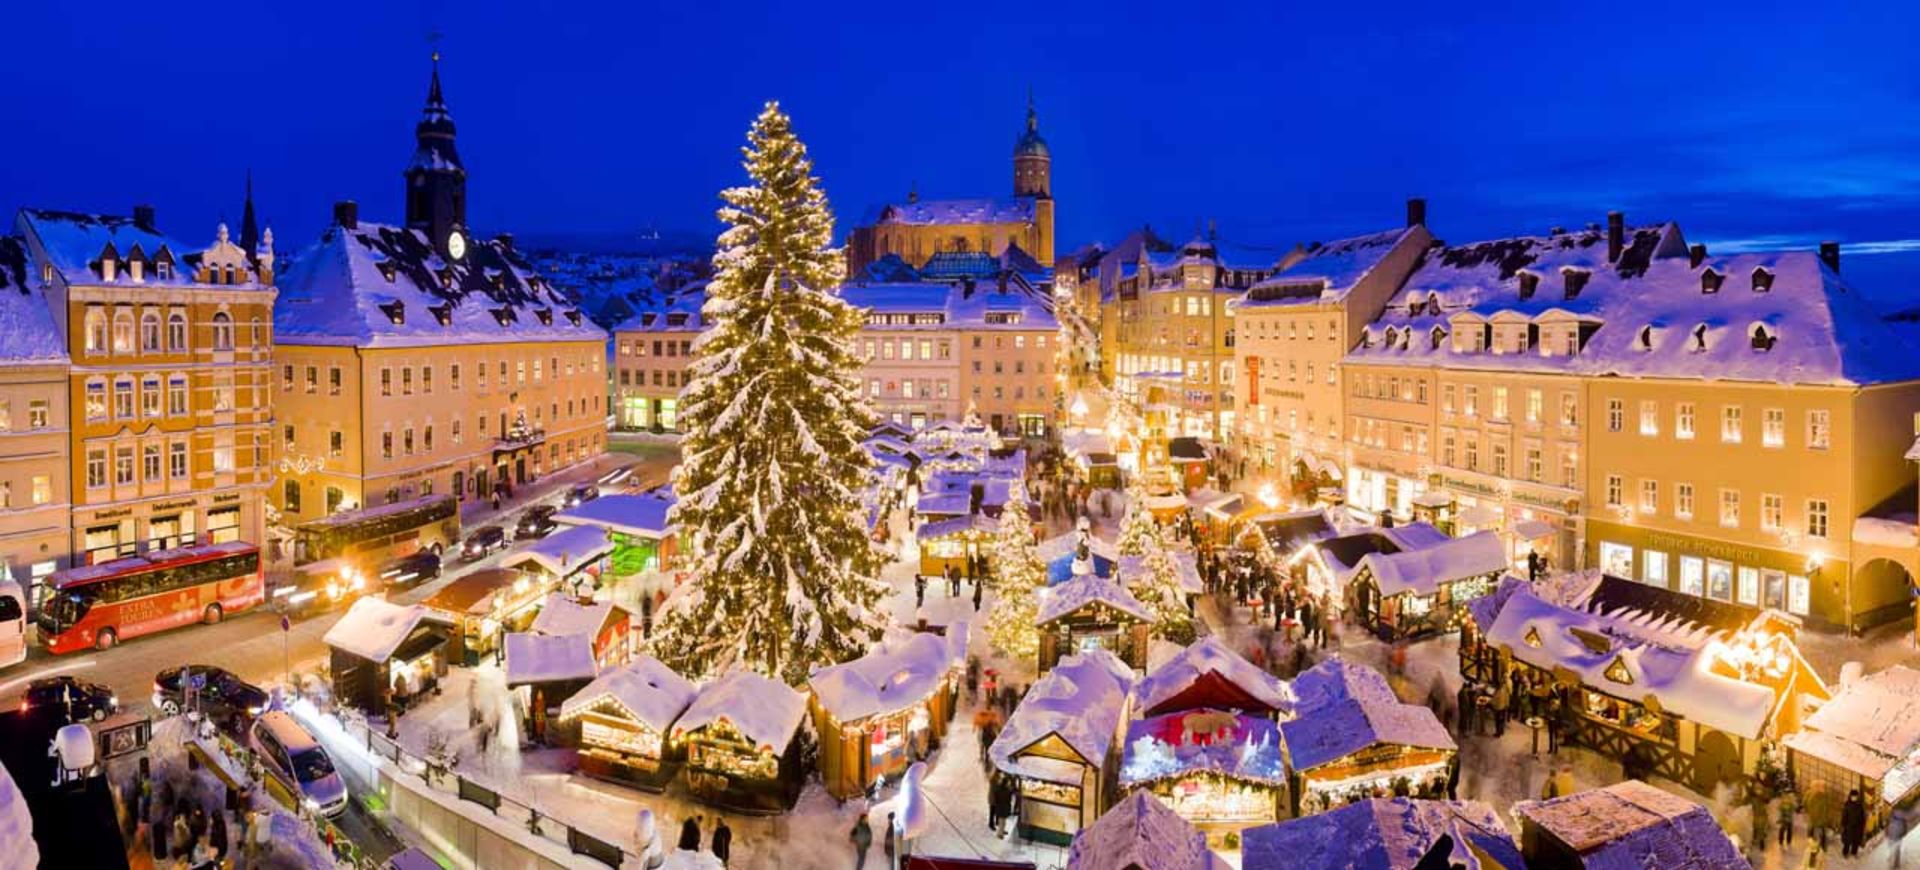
top-left (1, 437), bottom-right (682, 717)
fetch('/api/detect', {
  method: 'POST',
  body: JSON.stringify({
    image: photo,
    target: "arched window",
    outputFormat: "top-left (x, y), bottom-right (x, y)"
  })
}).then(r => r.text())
top-left (167, 312), bottom-right (188, 351)
top-left (83, 308), bottom-right (108, 354)
top-left (111, 310), bottom-right (134, 353)
top-left (141, 311), bottom-right (161, 352)
top-left (211, 312), bottom-right (234, 351)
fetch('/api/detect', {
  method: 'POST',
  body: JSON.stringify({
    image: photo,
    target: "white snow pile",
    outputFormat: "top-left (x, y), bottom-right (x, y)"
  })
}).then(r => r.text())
top-left (1355, 531), bottom-right (1506, 597)
top-left (991, 649), bottom-right (1133, 783)
top-left (502, 632), bottom-right (598, 685)
top-left (1241, 797), bottom-right (1523, 869)
top-left (0, 757), bottom-right (36, 868)
top-left (1512, 780), bottom-right (1745, 870)
top-left (1282, 657), bottom-right (1455, 773)
top-left (560, 656), bottom-right (697, 734)
top-left (673, 670), bottom-right (806, 753)
top-left (809, 631), bottom-right (958, 725)
top-left (1131, 636), bottom-right (1292, 717)
top-left (528, 593), bottom-right (616, 639)
top-left (1037, 574), bottom-right (1156, 626)
top-left (1781, 664), bottom-right (1920, 802)
top-left (1852, 515), bottom-right (1920, 549)
top-left (1066, 790), bottom-right (1225, 869)
top-left (323, 596), bottom-right (437, 663)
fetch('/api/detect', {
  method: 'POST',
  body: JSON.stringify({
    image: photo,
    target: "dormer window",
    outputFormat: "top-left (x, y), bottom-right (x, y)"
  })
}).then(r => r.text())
top-left (1637, 326), bottom-right (1655, 352)
top-left (534, 308), bottom-right (554, 326)
top-left (97, 242), bottom-right (120, 282)
top-left (378, 301), bottom-right (405, 325)
top-left (564, 310), bottom-right (583, 327)
top-left (429, 304), bottom-right (453, 326)
top-left (1561, 268), bottom-right (1589, 300)
top-left (1750, 323), bottom-right (1777, 351)
top-left (1518, 272), bottom-right (1540, 300)
top-left (491, 307), bottom-right (516, 328)
top-left (1701, 268), bottom-right (1723, 294)
top-left (438, 266), bottom-right (456, 289)
top-left (40, 262), bottom-right (53, 283)
top-left (1429, 326), bottom-right (1447, 349)
top-left (1751, 267), bottom-right (1774, 293)
top-left (155, 260), bottom-right (171, 280)
top-left (376, 261), bottom-right (398, 283)
top-left (1691, 323), bottom-right (1710, 353)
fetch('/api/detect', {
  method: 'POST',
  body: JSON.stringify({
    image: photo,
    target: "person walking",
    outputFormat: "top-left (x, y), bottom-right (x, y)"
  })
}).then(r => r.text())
top-left (1890, 806), bottom-right (1910, 868)
top-left (1779, 792), bottom-right (1798, 847)
top-left (850, 813), bottom-right (874, 870)
top-left (915, 574), bottom-right (927, 609)
top-left (987, 775), bottom-right (1003, 832)
top-left (949, 565), bottom-right (961, 598)
top-left (1807, 781), bottom-right (1835, 851)
top-left (711, 818), bottom-right (732, 867)
top-left (679, 815), bottom-right (702, 852)
top-left (1842, 789), bottom-right (1866, 857)
top-left (972, 578), bottom-right (983, 612)
top-left (883, 812), bottom-right (898, 870)
top-left (1491, 681), bottom-right (1510, 737)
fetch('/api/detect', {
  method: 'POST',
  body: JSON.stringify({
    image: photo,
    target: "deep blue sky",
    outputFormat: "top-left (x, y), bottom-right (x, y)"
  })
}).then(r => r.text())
top-left (5, 1), bottom-right (1920, 289)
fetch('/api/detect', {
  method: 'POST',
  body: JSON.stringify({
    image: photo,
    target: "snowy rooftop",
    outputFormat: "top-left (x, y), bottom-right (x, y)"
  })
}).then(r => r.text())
top-left (528, 593), bottom-right (620, 639)
top-left (560, 656), bottom-right (698, 734)
top-left (1283, 657), bottom-right (1456, 772)
top-left (323, 597), bottom-right (442, 663)
top-left (1514, 780), bottom-right (1745, 869)
top-left (991, 650), bottom-right (1134, 783)
top-left (555, 492), bottom-right (676, 537)
top-left (674, 670), bottom-right (807, 752)
top-left (0, 236), bottom-right (65, 365)
top-left (16, 208), bottom-right (271, 292)
top-left (1131, 637), bottom-right (1293, 717)
top-left (1355, 531), bottom-right (1507, 597)
top-left (916, 513), bottom-right (998, 542)
top-left (809, 632), bottom-right (960, 725)
top-left (1241, 798), bottom-right (1524, 870)
top-left (1782, 665), bottom-right (1920, 795)
top-left (1249, 509), bottom-right (1338, 555)
top-left (503, 525), bottom-right (614, 577)
top-left (839, 281), bottom-right (1058, 331)
top-left (1240, 228), bottom-right (1415, 307)
top-left (1037, 574), bottom-right (1156, 626)
top-left (274, 221), bottom-right (605, 348)
top-left (865, 197), bottom-right (1036, 228)
top-left (1065, 791), bottom-right (1225, 870)
top-left (503, 632), bottom-right (598, 685)
top-left (612, 288), bottom-right (707, 333)
top-left (1119, 708), bottom-right (1289, 788)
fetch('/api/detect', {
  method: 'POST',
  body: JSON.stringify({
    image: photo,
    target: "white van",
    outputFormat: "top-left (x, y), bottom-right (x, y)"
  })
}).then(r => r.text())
top-left (0, 580), bottom-right (26, 669)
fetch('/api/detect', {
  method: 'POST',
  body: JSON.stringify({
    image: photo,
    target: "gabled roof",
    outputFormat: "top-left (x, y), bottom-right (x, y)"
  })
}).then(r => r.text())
top-left (528, 593), bottom-right (622, 639)
top-left (1037, 574), bottom-right (1155, 625)
top-left (1283, 657), bottom-right (1456, 771)
top-left (1355, 531), bottom-right (1507, 597)
top-left (1066, 792), bottom-right (1224, 870)
top-left (560, 656), bottom-right (697, 734)
top-left (1242, 227), bottom-right (1418, 307)
top-left (1782, 665), bottom-right (1920, 797)
top-left (0, 236), bottom-right (64, 365)
top-left (674, 670), bottom-right (807, 751)
top-left (809, 632), bottom-right (960, 725)
top-left (991, 650), bottom-right (1133, 782)
top-left (1514, 780), bottom-right (1744, 869)
top-left (324, 597), bottom-right (444, 663)
top-left (1242, 798), bottom-right (1524, 870)
top-left (503, 632), bottom-right (597, 685)
top-left (18, 208), bottom-right (264, 291)
top-left (1131, 637), bottom-right (1292, 717)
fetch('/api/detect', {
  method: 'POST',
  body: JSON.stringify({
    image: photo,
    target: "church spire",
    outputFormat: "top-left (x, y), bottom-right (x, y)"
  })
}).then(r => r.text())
top-left (238, 170), bottom-right (260, 259)
top-left (406, 50), bottom-right (467, 246)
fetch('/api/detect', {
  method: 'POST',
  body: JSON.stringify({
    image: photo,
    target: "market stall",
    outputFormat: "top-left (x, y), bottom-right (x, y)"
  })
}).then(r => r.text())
top-left (421, 567), bottom-right (556, 666)
top-left (1131, 637), bottom-right (1293, 720)
top-left (1167, 438), bottom-right (1211, 492)
top-left (323, 597), bottom-right (450, 714)
top-left (502, 525), bottom-right (615, 597)
top-left (990, 650), bottom-right (1135, 845)
top-left (674, 670), bottom-right (809, 813)
top-left (1064, 792), bottom-right (1216, 869)
top-left (1513, 780), bottom-right (1744, 868)
top-left (1242, 797), bottom-right (1524, 868)
top-left (1117, 707), bottom-right (1289, 849)
top-left (1036, 574), bottom-right (1156, 672)
top-left (1348, 531), bottom-right (1507, 640)
top-left (554, 491), bottom-right (680, 576)
top-left (916, 514), bottom-right (998, 578)
top-left (529, 593), bottom-right (633, 669)
top-left (810, 630), bottom-right (967, 799)
top-left (1281, 658), bottom-right (1457, 815)
top-left (559, 656), bottom-right (698, 792)
top-left (503, 631), bottom-right (598, 745)
top-left (1782, 665), bottom-right (1920, 835)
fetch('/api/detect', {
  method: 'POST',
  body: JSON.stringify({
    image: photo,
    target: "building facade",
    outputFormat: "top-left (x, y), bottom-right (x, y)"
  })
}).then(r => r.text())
top-left (613, 290), bottom-right (704, 431)
top-left (0, 237), bottom-right (71, 601)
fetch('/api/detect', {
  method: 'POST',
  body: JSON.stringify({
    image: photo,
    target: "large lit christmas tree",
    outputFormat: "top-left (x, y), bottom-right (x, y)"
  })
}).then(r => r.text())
top-left (986, 488), bottom-right (1042, 662)
top-left (654, 102), bottom-right (889, 683)
top-left (1117, 471), bottom-right (1160, 557)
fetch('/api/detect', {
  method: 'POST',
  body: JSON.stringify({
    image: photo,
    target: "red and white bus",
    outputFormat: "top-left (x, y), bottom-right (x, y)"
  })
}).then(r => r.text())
top-left (36, 541), bottom-right (264, 654)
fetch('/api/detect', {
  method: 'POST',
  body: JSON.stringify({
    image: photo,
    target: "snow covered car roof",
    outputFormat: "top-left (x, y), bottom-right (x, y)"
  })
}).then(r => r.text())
top-left (1514, 780), bottom-right (1743, 869)
top-left (674, 670), bottom-right (806, 752)
top-left (1131, 636), bottom-right (1292, 718)
top-left (1242, 797), bottom-right (1524, 870)
top-left (1283, 657), bottom-right (1456, 772)
top-left (990, 650), bottom-right (1133, 783)
top-left (809, 632), bottom-right (960, 725)
top-left (503, 632), bottom-right (597, 686)
top-left (560, 656), bottom-right (697, 734)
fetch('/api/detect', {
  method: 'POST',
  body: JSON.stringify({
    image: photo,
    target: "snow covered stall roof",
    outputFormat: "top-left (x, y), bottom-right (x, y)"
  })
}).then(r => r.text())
top-left (529, 593), bottom-right (621, 639)
top-left (1354, 530), bottom-right (1506, 597)
top-left (1065, 791), bottom-right (1225, 870)
top-left (1037, 574), bottom-right (1156, 626)
top-left (990, 649), bottom-right (1133, 784)
top-left (503, 525), bottom-right (614, 576)
top-left (555, 492), bottom-right (676, 538)
top-left (1282, 657), bottom-right (1456, 772)
top-left (323, 597), bottom-right (447, 664)
top-left (503, 632), bottom-right (597, 686)
top-left (810, 629), bottom-right (965, 725)
top-left (1131, 636), bottom-right (1292, 717)
top-left (1781, 665), bottom-right (1920, 800)
top-left (560, 656), bottom-right (698, 734)
top-left (1241, 797), bottom-right (1524, 870)
top-left (1514, 779), bottom-right (1744, 869)
top-left (0, 235), bottom-right (66, 365)
top-left (674, 670), bottom-right (807, 753)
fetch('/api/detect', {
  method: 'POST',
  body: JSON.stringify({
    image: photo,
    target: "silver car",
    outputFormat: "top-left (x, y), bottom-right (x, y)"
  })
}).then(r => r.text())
top-left (250, 711), bottom-right (348, 817)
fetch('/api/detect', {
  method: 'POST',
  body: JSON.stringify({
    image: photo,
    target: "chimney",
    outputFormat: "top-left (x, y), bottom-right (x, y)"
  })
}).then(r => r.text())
top-left (333, 200), bottom-right (358, 230)
top-left (495, 232), bottom-right (515, 254)
top-left (1689, 244), bottom-right (1707, 269)
top-left (1406, 197), bottom-right (1427, 228)
top-left (132, 205), bottom-right (156, 231)
top-left (1819, 240), bottom-right (1841, 274)
top-left (1606, 211), bottom-right (1624, 263)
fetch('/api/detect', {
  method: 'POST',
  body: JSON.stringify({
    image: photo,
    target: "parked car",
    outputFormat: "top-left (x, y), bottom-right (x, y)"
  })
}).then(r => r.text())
top-left (562, 484), bottom-right (600, 508)
top-left (460, 526), bottom-right (509, 561)
top-left (378, 550), bottom-right (442, 588)
top-left (23, 675), bottom-right (117, 722)
top-left (152, 665), bottom-right (270, 719)
top-left (515, 505), bottom-right (560, 540)
top-left (251, 711), bottom-right (348, 818)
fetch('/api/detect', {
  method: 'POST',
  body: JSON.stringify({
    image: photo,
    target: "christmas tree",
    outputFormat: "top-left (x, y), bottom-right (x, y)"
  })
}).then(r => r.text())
top-left (654, 102), bottom-right (890, 683)
top-left (1132, 517), bottom-right (1195, 643)
top-left (986, 488), bottom-right (1042, 662)
top-left (1117, 472), bottom-right (1160, 557)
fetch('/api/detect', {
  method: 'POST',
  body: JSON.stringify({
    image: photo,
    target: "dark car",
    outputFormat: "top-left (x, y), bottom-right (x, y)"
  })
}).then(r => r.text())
top-left (24, 675), bottom-right (117, 723)
top-left (378, 550), bottom-right (442, 588)
top-left (152, 665), bottom-right (270, 719)
top-left (515, 505), bottom-right (560, 541)
top-left (562, 484), bottom-right (600, 508)
top-left (461, 525), bottom-right (508, 561)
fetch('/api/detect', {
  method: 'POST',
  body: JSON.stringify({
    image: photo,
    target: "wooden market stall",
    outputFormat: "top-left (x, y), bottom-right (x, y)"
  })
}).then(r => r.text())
top-left (503, 631), bottom-right (598, 745)
top-left (502, 525), bottom-right (615, 597)
top-left (1117, 708), bottom-right (1290, 850)
top-left (553, 491), bottom-right (680, 576)
top-left (1280, 658), bottom-right (1457, 816)
top-left (1348, 531), bottom-right (1507, 640)
top-left (322, 597), bottom-right (450, 714)
top-left (1782, 665), bottom-right (1920, 835)
top-left (673, 670), bottom-right (809, 814)
top-left (1130, 637), bottom-right (1293, 720)
top-left (916, 514), bottom-right (998, 578)
top-left (1243, 797), bottom-right (1524, 869)
top-left (1036, 574), bottom-right (1156, 673)
top-left (1064, 792), bottom-right (1215, 869)
top-left (421, 567), bottom-right (556, 666)
top-left (1166, 438), bottom-right (1211, 492)
top-left (989, 649), bottom-right (1135, 846)
top-left (529, 593), bottom-right (633, 669)
top-left (1513, 780), bottom-right (1745, 869)
top-left (559, 656), bottom-right (698, 792)
top-left (810, 630), bottom-right (966, 799)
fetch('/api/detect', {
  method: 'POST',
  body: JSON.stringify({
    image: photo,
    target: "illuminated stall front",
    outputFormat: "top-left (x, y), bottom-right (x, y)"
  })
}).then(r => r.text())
top-left (990, 649), bottom-right (1135, 845)
top-left (1118, 708), bottom-right (1289, 849)
top-left (559, 656), bottom-right (697, 792)
top-left (554, 491), bottom-right (680, 577)
top-left (1281, 658), bottom-right (1457, 816)
top-left (810, 629), bottom-right (967, 799)
top-left (1036, 574), bottom-right (1155, 672)
top-left (1348, 531), bottom-right (1507, 640)
top-left (916, 514), bottom-right (998, 579)
top-left (1782, 665), bottom-right (1920, 836)
top-left (503, 632), bottom-right (598, 745)
top-left (322, 597), bottom-right (450, 714)
top-left (421, 567), bottom-right (556, 666)
top-left (502, 525), bottom-right (615, 597)
top-left (674, 670), bottom-right (809, 814)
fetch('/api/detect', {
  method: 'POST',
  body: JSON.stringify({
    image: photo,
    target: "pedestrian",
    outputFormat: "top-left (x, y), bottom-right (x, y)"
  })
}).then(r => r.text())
top-left (987, 775), bottom-right (1003, 831)
top-left (1842, 789), bottom-right (1866, 857)
top-left (949, 565), bottom-right (961, 598)
top-left (1751, 791), bottom-right (1771, 855)
top-left (1491, 682), bottom-right (1510, 737)
top-left (1445, 756), bottom-right (1460, 800)
top-left (850, 813), bottom-right (874, 870)
top-left (210, 812), bottom-right (228, 866)
top-left (972, 578), bottom-right (983, 612)
top-left (249, 806), bottom-right (272, 865)
top-left (171, 808), bottom-right (191, 862)
top-left (1807, 781), bottom-right (1835, 851)
top-left (1891, 806), bottom-right (1910, 868)
top-left (635, 809), bottom-right (666, 870)
top-left (915, 574), bottom-right (927, 609)
top-left (151, 795), bottom-right (170, 861)
top-left (1455, 682), bottom-right (1477, 736)
top-left (190, 831), bottom-right (217, 870)
top-left (679, 815), bottom-right (702, 852)
top-left (995, 779), bottom-right (1016, 837)
top-left (1779, 791), bottom-right (1798, 847)
top-left (711, 818), bottom-right (732, 867)
top-left (1545, 694), bottom-right (1562, 754)
top-left (884, 812), bottom-right (898, 869)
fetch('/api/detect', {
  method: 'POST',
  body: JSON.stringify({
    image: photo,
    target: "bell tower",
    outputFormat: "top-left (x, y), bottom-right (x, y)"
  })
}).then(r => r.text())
top-left (1013, 93), bottom-right (1051, 199)
top-left (404, 52), bottom-right (468, 259)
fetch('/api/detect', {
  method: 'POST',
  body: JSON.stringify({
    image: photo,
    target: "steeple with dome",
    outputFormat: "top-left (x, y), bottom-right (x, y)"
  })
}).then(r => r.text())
top-left (1013, 93), bottom-right (1051, 199)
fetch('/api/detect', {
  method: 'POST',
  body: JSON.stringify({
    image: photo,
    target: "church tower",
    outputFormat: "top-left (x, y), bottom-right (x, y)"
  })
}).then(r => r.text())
top-left (1013, 95), bottom-right (1055, 266)
top-left (404, 53), bottom-right (469, 260)
top-left (238, 170), bottom-right (260, 259)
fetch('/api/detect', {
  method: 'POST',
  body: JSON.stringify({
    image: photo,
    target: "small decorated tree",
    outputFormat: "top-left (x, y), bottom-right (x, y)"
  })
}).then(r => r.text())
top-left (986, 489), bottom-right (1043, 662)
top-left (1117, 472), bottom-right (1160, 557)
top-left (1134, 525), bottom-right (1196, 643)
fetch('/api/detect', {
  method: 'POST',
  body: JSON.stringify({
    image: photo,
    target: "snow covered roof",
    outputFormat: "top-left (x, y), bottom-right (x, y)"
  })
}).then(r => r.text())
top-left (1241, 228), bottom-right (1417, 307)
top-left (503, 525), bottom-right (614, 576)
top-left (1132, 637), bottom-right (1292, 717)
top-left (323, 597), bottom-right (442, 663)
top-left (503, 632), bottom-right (598, 685)
top-left (1283, 658), bottom-right (1456, 772)
top-left (867, 197), bottom-right (1037, 227)
top-left (1066, 791), bottom-right (1225, 870)
top-left (1241, 798), bottom-right (1523, 870)
top-left (1037, 574), bottom-right (1156, 626)
top-left (1514, 780), bottom-right (1744, 870)
top-left (1119, 708), bottom-right (1289, 788)
top-left (992, 650), bottom-right (1134, 781)
top-left (1782, 665), bottom-right (1920, 794)
top-left (840, 281), bottom-right (1058, 331)
top-left (16, 208), bottom-right (270, 292)
top-left (916, 513), bottom-right (998, 542)
top-left (1248, 509), bottom-right (1338, 554)
top-left (675, 670), bottom-right (807, 752)
top-left (0, 236), bottom-right (64, 365)
top-left (274, 221), bottom-right (605, 348)
top-left (528, 593), bottom-right (620, 638)
top-left (612, 288), bottom-right (707, 333)
top-left (555, 492), bottom-right (676, 537)
top-left (1355, 531), bottom-right (1507, 597)
top-left (809, 632), bottom-right (960, 725)
top-left (1347, 223), bottom-right (1920, 386)
top-left (560, 656), bottom-right (697, 734)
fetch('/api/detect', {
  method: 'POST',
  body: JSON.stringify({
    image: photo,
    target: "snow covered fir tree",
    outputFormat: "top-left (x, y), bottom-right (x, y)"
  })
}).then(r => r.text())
top-left (654, 102), bottom-right (890, 683)
top-left (986, 486), bottom-right (1042, 662)
top-left (1116, 471), bottom-right (1160, 557)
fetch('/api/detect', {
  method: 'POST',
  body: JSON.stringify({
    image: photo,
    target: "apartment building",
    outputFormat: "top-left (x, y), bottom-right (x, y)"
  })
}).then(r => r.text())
top-left (613, 289), bottom-right (704, 431)
top-left (0, 237), bottom-right (70, 600)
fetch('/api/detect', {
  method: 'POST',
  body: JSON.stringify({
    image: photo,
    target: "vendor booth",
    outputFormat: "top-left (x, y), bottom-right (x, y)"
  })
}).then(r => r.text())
top-left (674, 670), bottom-right (809, 813)
top-left (1783, 665), bottom-right (1920, 836)
top-left (1118, 708), bottom-right (1289, 849)
top-left (323, 597), bottom-right (450, 714)
top-left (1037, 575), bottom-right (1155, 672)
top-left (502, 525), bottom-right (615, 597)
top-left (1514, 780), bottom-right (1744, 869)
top-left (1348, 531), bottom-right (1507, 640)
top-left (1243, 797), bottom-right (1524, 869)
top-left (529, 593), bottom-right (633, 668)
top-left (990, 650), bottom-right (1135, 845)
top-left (560, 656), bottom-right (698, 792)
top-left (503, 632), bottom-right (598, 745)
top-left (1281, 658), bottom-right (1457, 816)
top-left (1065, 792), bottom-right (1216, 869)
top-left (554, 491), bottom-right (679, 576)
top-left (1132, 638), bottom-right (1293, 720)
top-left (916, 514), bottom-right (998, 578)
top-left (811, 630), bottom-right (966, 799)
top-left (1166, 438), bottom-right (1211, 492)
top-left (421, 567), bottom-right (556, 666)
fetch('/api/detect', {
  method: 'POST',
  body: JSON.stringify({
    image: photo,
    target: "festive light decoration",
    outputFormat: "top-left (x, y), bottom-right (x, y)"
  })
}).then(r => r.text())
top-left (987, 495), bottom-right (1043, 662)
top-left (1117, 473), bottom-right (1160, 557)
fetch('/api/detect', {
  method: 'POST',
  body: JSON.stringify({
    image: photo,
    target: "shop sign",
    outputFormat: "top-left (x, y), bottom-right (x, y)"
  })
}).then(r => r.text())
top-left (1441, 475), bottom-right (1501, 498)
top-left (91, 507), bottom-right (134, 520)
top-left (1262, 388), bottom-right (1306, 401)
top-left (1640, 532), bottom-right (1771, 566)
top-left (153, 499), bottom-right (199, 512)
top-left (213, 492), bottom-right (242, 504)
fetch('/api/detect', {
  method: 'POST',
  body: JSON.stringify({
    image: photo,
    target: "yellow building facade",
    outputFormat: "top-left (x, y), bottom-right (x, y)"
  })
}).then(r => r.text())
top-left (0, 237), bottom-right (72, 600)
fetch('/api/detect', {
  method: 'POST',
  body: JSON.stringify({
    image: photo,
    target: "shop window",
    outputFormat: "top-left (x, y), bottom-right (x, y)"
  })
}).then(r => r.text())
top-left (1642, 551), bottom-right (1668, 587)
top-left (1679, 557), bottom-right (1705, 597)
top-left (1599, 541), bottom-right (1633, 577)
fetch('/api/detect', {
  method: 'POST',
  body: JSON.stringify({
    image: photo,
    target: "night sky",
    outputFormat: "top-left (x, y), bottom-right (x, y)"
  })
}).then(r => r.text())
top-left (5, 1), bottom-right (1920, 291)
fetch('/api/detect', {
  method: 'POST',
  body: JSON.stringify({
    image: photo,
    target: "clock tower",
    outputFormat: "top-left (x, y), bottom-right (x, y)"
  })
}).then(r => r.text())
top-left (405, 52), bottom-right (468, 260)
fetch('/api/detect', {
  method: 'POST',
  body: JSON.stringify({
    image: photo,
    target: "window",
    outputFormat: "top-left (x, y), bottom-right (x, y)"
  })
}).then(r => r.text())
top-left (380, 368), bottom-right (392, 396)
top-left (168, 377), bottom-right (188, 416)
top-left (83, 308), bottom-right (108, 355)
top-left (381, 431), bottom-right (393, 459)
top-left (1707, 559), bottom-right (1734, 601)
top-left (1559, 392), bottom-right (1577, 427)
top-left (329, 367), bottom-right (342, 395)
top-left (401, 367), bottom-right (413, 395)
top-left (1600, 542), bottom-right (1634, 577)
top-left (1606, 398), bottom-right (1623, 432)
top-left (1605, 474), bottom-right (1623, 507)
top-left (1807, 410), bottom-right (1830, 450)
top-left (1679, 556), bottom-right (1705, 597)
top-left (1465, 385), bottom-right (1479, 417)
top-left (1721, 405), bottom-right (1742, 443)
top-left (111, 310), bottom-right (134, 353)
top-left (329, 430), bottom-right (343, 458)
top-left (1676, 483), bottom-right (1694, 519)
top-left (1761, 493), bottom-right (1783, 531)
top-left (1441, 431), bottom-right (1456, 467)
top-left (1526, 389), bottom-right (1541, 423)
top-left (452, 419), bottom-right (462, 444)
top-left (28, 401), bottom-right (47, 429)
top-left (284, 480), bottom-right (302, 514)
top-left (115, 446), bottom-right (134, 485)
top-left (451, 363), bottom-right (462, 390)
top-left (169, 442), bottom-right (187, 479)
top-left (1525, 445), bottom-right (1542, 481)
top-left (211, 312), bottom-right (234, 350)
top-left (1492, 443), bottom-right (1508, 477)
top-left (1675, 402), bottom-right (1695, 440)
top-left (143, 443), bottom-right (160, 481)
top-left (85, 449), bottom-right (106, 489)
top-left (31, 475), bottom-right (49, 505)
top-left (1442, 384), bottom-right (1456, 413)
top-left (424, 425), bottom-right (434, 452)
top-left (114, 379), bottom-right (134, 419)
top-left (167, 312), bottom-right (188, 351)
top-left (1561, 451), bottom-right (1578, 488)
top-left (1807, 499), bottom-right (1830, 538)
top-left (141, 312), bottom-right (161, 351)
top-left (1788, 574), bottom-right (1810, 615)
top-left (1639, 400), bottom-right (1658, 436)
top-left (1737, 567), bottom-right (1760, 606)
top-left (1643, 551), bottom-right (1669, 587)
top-left (1719, 488), bottom-right (1740, 527)
top-left (422, 366), bottom-right (434, 394)
top-left (85, 381), bottom-right (105, 421)
top-left (1640, 479), bottom-right (1658, 514)
top-left (1492, 386), bottom-right (1509, 419)
top-left (142, 377), bottom-right (160, 417)
top-left (1763, 408), bottom-right (1785, 447)
top-left (1464, 438), bottom-right (1479, 471)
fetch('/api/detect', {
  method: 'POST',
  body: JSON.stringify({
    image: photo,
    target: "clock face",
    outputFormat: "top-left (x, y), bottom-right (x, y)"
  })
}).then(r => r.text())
top-left (447, 231), bottom-right (467, 261)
